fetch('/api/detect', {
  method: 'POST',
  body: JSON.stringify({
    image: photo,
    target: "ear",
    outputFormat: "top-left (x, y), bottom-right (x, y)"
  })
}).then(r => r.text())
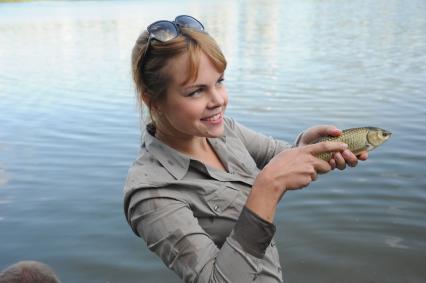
top-left (142, 91), bottom-right (162, 115)
top-left (141, 90), bottom-right (151, 106)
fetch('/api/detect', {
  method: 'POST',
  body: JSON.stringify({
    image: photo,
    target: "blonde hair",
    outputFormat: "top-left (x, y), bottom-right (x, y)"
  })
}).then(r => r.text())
top-left (131, 28), bottom-right (227, 124)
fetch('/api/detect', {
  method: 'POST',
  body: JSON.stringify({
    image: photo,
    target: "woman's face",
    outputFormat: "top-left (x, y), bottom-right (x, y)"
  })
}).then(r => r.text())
top-left (154, 51), bottom-right (228, 140)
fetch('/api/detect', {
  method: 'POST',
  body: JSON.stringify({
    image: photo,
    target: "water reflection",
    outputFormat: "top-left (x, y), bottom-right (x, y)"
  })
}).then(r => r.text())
top-left (384, 236), bottom-right (409, 249)
top-left (0, 167), bottom-right (8, 187)
top-left (1, 0), bottom-right (425, 283)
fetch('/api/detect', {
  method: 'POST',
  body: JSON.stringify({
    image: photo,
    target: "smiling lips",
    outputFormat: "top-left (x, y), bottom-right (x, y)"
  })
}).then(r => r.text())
top-left (201, 112), bottom-right (223, 123)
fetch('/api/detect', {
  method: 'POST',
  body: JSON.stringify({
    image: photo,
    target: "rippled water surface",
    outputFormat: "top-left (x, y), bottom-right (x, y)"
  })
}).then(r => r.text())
top-left (1, 1), bottom-right (425, 282)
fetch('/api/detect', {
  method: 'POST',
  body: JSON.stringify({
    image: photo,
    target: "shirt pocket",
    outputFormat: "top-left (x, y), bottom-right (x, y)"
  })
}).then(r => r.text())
top-left (229, 147), bottom-right (260, 180)
top-left (204, 183), bottom-right (239, 216)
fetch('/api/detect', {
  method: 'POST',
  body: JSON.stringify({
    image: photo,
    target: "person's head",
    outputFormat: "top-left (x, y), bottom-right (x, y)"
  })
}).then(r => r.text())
top-left (131, 15), bottom-right (228, 139)
top-left (0, 261), bottom-right (60, 283)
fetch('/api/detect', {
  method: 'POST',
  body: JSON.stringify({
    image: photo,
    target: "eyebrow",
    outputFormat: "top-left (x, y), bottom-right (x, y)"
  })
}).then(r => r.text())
top-left (181, 73), bottom-right (224, 90)
top-left (182, 83), bottom-right (206, 90)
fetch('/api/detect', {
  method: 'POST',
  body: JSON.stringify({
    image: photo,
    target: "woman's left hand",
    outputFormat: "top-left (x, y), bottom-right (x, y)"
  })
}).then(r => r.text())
top-left (297, 125), bottom-right (368, 170)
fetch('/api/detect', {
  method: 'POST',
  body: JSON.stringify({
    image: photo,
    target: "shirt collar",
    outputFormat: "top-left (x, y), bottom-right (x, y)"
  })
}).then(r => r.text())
top-left (143, 129), bottom-right (228, 180)
top-left (143, 130), bottom-right (190, 180)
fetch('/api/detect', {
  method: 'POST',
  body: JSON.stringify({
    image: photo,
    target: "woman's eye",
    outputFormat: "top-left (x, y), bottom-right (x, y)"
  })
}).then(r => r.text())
top-left (187, 88), bottom-right (203, 97)
top-left (216, 77), bottom-right (225, 85)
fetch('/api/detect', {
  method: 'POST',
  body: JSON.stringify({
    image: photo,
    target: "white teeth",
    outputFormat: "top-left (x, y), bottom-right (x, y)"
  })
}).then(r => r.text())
top-left (204, 113), bottom-right (221, 121)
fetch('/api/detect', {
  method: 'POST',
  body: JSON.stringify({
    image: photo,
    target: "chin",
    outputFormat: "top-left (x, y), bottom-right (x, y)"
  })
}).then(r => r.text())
top-left (199, 126), bottom-right (224, 138)
top-left (208, 127), bottom-right (225, 137)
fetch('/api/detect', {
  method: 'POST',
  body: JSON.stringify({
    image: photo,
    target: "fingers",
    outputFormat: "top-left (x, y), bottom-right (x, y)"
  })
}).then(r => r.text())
top-left (329, 158), bottom-right (336, 170)
top-left (299, 125), bottom-right (341, 145)
top-left (311, 124), bottom-right (341, 139)
top-left (333, 152), bottom-right (347, 170)
top-left (306, 141), bottom-right (348, 155)
top-left (309, 151), bottom-right (333, 174)
top-left (323, 125), bottom-right (342, 138)
top-left (357, 151), bottom-right (368, 161)
top-left (314, 159), bottom-right (332, 174)
top-left (303, 156), bottom-right (332, 184)
top-left (342, 150), bottom-right (358, 167)
top-left (332, 149), bottom-right (369, 170)
top-left (310, 170), bottom-right (318, 181)
top-left (332, 150), bottom-right (359, 170)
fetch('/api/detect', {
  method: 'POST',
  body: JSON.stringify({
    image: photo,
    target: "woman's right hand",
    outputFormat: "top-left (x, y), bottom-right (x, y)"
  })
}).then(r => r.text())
top-left (246, 141), bottom-right (348, 223)
top-left (263, 141), bottom-right (348, 191)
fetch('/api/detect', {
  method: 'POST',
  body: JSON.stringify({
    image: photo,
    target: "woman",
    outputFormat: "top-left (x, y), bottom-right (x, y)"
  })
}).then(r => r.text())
top-left (123, 15), bottom-right (367, 283)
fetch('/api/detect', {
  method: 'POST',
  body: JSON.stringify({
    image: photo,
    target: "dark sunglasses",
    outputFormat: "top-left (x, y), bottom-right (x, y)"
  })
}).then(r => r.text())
top-left (140, 15), bottom-right (204, 73)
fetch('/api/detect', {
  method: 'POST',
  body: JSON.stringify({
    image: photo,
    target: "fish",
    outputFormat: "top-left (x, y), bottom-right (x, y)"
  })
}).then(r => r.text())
top-left (315, 127), bottom-right (392, 161)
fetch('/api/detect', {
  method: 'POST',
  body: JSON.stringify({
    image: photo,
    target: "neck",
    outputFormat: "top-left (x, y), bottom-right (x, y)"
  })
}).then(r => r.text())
top-left (155, 128), bottom-right (210, 157)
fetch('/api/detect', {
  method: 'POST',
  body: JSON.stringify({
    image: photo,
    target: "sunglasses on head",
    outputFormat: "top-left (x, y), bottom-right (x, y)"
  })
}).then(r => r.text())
top-left (140, 15), bottom-right (204, 73)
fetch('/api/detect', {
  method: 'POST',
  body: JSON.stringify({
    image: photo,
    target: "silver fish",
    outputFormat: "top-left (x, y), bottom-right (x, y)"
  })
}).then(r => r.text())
top-left (315, 127), bottom-right (392, 161)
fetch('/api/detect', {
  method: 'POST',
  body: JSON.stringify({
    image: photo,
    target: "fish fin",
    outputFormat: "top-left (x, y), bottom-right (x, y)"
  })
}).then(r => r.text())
top-left (365, 143), bottom-right (374, 151)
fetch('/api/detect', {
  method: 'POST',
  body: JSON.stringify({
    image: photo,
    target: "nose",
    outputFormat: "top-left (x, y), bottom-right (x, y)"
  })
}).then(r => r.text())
top-left (207, 87), bottom-right (225, 109)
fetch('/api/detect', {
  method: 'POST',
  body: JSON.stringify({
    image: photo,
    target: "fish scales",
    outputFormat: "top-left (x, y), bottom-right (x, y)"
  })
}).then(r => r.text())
top-left (315, 127), bottom-right (385, 161)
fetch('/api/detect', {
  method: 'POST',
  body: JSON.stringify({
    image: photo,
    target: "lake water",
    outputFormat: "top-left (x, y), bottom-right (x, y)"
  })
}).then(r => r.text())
top-left (1, 0), bottom-right (425, 282)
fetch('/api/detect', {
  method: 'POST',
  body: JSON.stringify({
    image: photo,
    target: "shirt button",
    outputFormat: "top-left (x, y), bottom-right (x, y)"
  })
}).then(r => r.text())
top-left (214, 205), bottom-right (220, 212)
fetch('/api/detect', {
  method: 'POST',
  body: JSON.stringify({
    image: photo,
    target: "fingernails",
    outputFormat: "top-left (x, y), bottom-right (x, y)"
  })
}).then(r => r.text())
top-left (342, 149), bottom-right (352, 157)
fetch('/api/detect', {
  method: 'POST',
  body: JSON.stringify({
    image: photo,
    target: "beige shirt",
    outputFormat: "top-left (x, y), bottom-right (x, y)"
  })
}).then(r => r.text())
top-left (123, 117), bottom-right (292, 282)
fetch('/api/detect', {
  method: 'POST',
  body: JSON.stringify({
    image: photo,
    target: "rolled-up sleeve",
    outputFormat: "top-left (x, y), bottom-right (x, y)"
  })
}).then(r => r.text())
top-left (232, 207), bottom-right (276, 258)
top-left (130, 197), bottom-right (276, 283)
